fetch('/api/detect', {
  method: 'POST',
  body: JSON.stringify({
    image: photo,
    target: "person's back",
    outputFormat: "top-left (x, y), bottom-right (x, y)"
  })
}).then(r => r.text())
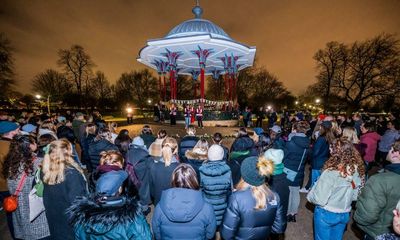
top-left (360, 123), bottom-right (381, 163)
top-left (354, 163), bottom-right (400, 238)
top-left (179, 135), bottom-right (199, 162)
top-left (199, 145), bottom-right (232, 226)
top-left (67, 170), bottom-right (151, 240)
top-left (88, 129), bottom-right (118, 169)
top-left (152, 164), bottom-right (216, 240)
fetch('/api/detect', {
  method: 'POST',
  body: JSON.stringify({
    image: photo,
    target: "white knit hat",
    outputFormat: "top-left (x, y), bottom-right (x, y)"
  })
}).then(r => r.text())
top-left (207, 144), bottom-right (224, 161)
top-left (264, 149), bottom-right (284, 165)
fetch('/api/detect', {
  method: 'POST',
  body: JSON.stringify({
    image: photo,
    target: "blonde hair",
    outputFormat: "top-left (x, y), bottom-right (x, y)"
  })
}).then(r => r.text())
top-left (342, 127), bottom-right (360, 144)
top-left (161, 137), bottom-right (178, 167)
top-left (42, 139), bottom-right (84, 185)
top-left (236, 156), bottom-right (274, 210)
top-left (99, 150), bottom-right (124, 168)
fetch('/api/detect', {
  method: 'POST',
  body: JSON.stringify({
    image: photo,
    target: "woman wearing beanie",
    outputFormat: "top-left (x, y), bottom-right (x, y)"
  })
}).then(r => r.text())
top-left (199, 144), bottom-right (232, 226)
top-left (220, 156), bottom-right (285, 239)
top-left (152, 163), bottom-right (216, 240)
top-left (67, 170), bottom-right (152, 239)
top-left (149, 137), bottom-right (180, 205)
top-left (266, 148), bottom-right (290, 235)
top-left (307, 139), bottom-right (365, 240)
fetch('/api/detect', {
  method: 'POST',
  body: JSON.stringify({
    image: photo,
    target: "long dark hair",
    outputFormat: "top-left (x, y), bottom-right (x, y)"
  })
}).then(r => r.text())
top-left (2, 135), bottom-right (36, 180)
top-left (171, 163), bottom-right (199, 190)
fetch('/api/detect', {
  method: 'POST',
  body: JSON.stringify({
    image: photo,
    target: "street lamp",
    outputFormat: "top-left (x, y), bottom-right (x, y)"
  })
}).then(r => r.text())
top-left (147, 99), bottom-right (152, 104)
top-left (295, 101), bottom-right (299, 105)
top-left (267, 105), bottom-right (272, 110)
top-left (315, 98), bottom-right (321, 104)
top-left (35, 94), bottom-right (41, 99)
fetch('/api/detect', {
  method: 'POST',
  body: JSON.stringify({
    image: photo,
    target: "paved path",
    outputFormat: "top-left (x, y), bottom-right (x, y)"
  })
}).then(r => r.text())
top-left (0, 123), bottom-right (363, 239)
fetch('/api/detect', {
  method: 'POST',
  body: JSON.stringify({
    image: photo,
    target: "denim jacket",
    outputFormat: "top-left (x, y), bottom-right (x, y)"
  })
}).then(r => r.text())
top-left (307, 169), bottom-right (362, 213)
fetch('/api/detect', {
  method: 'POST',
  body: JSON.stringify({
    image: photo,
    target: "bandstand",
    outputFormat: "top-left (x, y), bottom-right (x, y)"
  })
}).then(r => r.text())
top-left (137, 1), bottom-right (256, 107)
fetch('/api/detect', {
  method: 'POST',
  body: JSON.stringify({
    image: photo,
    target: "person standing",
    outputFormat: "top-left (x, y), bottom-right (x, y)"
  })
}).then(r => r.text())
top-left (42, 139), bottom-right (88, 240)
top-left (378, 121), bottom-right (400, 167)
top-left (170, 104), bottom-right (177, 126)
top-left (220, 156), bottom-right (285, 239)
top-left (184, 104), bottom-right (191, 129)
top-left (307, 139), bottom-right (365, 240)
top-left (256, 107), bottom-right (265, 128)
top-left (354, 140), bottom-right (400, 239)
top-left (152, 164), bottom-right (216, 240)
top-left (88, 128), bottom-right (119, 169)
top-left (3, 135), bottom-right (51, 240)
top-left (178, 127), bottom-right (199, 163)
top-left (0, 121), bottom-right (20, 238)
top-left (284, 121), bottom-right (311, 222)
top-left (199, 144), bottom-right (232, 227)
top-left (196, 105), bottom-right (204, 128)
top-left (360, 122), bottom-right (381, 171)
top-left (149, 137), bottom-right (180, 205)
top-left (67, 170), bottom-right (152, 239)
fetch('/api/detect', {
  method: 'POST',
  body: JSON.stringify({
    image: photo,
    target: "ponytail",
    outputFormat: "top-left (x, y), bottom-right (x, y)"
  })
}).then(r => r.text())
top-left (161, 137), bottom-right (178, 167)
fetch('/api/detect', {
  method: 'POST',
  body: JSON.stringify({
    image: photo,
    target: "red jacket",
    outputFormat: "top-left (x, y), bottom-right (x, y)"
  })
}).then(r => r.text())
top-left (360, 132), bottom-right (381, 162)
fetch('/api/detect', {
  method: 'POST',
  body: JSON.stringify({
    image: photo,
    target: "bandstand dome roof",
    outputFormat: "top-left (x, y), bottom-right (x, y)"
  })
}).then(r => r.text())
top-left (137, 3), bottom-right (256, 76)
top-left (166, 18), bottom-right (232, 40)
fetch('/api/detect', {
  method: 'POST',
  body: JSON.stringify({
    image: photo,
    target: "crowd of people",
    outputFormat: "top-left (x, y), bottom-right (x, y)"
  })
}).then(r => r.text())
top-left (0, 109), bottom-right (399, 240)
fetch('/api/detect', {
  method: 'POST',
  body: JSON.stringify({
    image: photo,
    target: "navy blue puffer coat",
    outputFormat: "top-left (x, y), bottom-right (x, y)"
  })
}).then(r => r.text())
top-left (283, 134), bottom-right (310, 187)
top-left (199, 160), bottom-right (232, 226)
top-left (152, 188), bottom-right (216, 240)
top-left (220, 188), bottom-right (285, 240)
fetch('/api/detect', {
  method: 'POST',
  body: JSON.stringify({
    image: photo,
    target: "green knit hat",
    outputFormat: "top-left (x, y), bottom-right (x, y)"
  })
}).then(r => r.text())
top-left (241, 156), bottom-right (265, 186)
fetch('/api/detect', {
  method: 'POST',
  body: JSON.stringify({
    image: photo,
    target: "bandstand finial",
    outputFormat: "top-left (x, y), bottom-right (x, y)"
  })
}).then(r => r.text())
top-left (192, 0), bottom-right (203, 18)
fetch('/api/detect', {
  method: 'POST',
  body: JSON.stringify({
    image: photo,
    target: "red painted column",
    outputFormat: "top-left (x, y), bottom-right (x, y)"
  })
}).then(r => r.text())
top-left (174, 75), bottom-right (177, 100)
top-left (224, 73), bottom-right (228, 100)
top-left (200, 68), bottom-right (205, 99)
top-left (162, 75), bottom-right (166, 101)
top-left (170, 70), bottom-right (174, 100)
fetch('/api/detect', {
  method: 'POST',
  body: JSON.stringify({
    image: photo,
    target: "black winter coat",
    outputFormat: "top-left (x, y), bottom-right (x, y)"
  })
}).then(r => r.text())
top-left (43, 168), bottom-right (87, 240)
top-left (268, 173), bottom-right (290, 231)
top-left (88, 139), bottom-right (118, 169)
top-left (67, 195), bottom-right (151, 239)
top-left (283, 135), bottom-right (310, 187)
top-left (126, 146), bottom-right (153, 205)
top-left (148, 157), bottom-right (180, 205)
top-left (220, 188), bottom-right (285, 240)
top-left (179, 135), bottom-right (199, 162)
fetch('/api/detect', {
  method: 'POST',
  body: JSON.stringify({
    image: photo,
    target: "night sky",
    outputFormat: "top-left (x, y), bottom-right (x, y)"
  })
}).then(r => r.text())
top-left (1, 0), bottom-right (399, 94)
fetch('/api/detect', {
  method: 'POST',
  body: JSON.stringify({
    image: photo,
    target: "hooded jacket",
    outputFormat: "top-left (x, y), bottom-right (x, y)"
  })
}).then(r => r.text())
top-left (88, 139), bottom-right (119, 169)
top-left (199, 160), bottom-right (232, 226)
top-left (360, 131), bottom-right (381, 162)
top-left (283, 134), bottom-right (310, 186)
top-left (126, 145), bottom-right (153, 205)
top-left (354, 163), bottom-right (400, 238)
top-left (179, 135), bottom-right (199, 162)
top-left (152, 188), bottom-right (216, 240)
top-left (67, 196), bottom-right (151, 240)
top-left (186, 150), bottom-right (208, 180)
top-left (220, 188), bottom-right (285, 240)
top-left (307, 169), bottom-right (362, 213)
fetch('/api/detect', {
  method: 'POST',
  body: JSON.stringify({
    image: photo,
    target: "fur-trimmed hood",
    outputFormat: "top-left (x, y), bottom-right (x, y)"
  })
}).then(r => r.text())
top-left (66, 195), bottom-right (142, 235)
top-left (185, 150), bottom-right (208, 161)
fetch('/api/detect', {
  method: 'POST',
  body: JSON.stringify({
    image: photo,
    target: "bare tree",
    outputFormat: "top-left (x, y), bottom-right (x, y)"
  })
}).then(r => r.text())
top-left (57, 45), bottom-right (95, 106)
top-left (89, 71), bottom-right (113, 108)
top-left (32, 69), bottom-right (71, 102)
top-left (312, 34), bottom-right (400, 114)
top-left (114, 69), bottom-right (158, 108)
top-left (0, 33), bottom-right (16, 98)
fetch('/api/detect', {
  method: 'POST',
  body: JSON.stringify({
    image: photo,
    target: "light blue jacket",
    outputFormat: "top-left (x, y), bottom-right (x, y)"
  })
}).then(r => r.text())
top-left (307, 169), bottom-right (362, 213)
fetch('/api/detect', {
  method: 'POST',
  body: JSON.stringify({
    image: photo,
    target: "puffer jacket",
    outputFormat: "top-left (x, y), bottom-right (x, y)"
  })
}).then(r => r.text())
top-left (67, 195), bottom-right (151, 240)
top-left (311, 136), bottom-right (330, 170)
top-left (354, 164), bottom-right (400, 238)
top-left (360, 131), bottom-right (381, 162)
top-left (179, 135), bottom-right (199, 162)
top-left (140, 134), bottom-right (156, 149)
top-left (283, 134), bottom-right (310, 186)
top-left (152, 188), bottom-right (216, 240)
top-left (220, 188), bottom-right (285, 240)
top-left (88, 139), bottom-right (119, 169)
top-left (307, 170), bottom-right (362, 213)
top-left (199, 160), bottom-right (232, 226)
top-left (230, 135), bottom-right (256, 153)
